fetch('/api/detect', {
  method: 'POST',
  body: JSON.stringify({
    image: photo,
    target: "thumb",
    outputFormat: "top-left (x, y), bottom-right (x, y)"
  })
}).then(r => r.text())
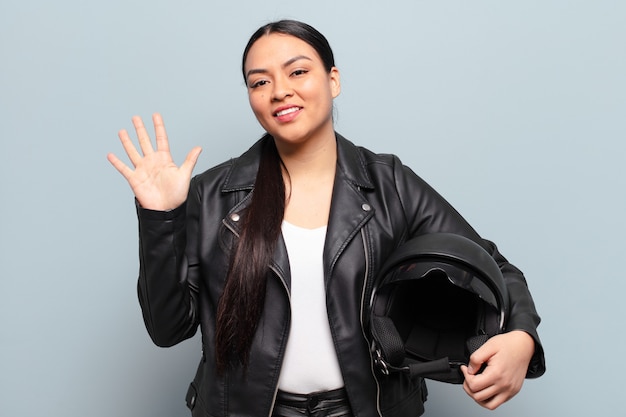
top-left (467, 342), bottom-right (496, 375)
top-left (181, 146), bottom-right (203, 175)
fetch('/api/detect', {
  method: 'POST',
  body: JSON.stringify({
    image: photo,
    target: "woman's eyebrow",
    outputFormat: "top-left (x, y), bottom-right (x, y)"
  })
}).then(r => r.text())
top-left (246, 55), bottom-right (313, 79)
top-left (283, 55), bottom-right (312, 68)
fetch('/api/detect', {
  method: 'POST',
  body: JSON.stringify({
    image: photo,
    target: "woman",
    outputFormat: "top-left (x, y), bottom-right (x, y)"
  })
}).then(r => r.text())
top-left (108, 20), bottom-right (545, 417)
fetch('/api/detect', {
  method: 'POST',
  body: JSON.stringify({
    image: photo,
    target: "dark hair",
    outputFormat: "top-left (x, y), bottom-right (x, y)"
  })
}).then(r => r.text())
top-left (215, 20), bottom-right (335, 374)
top-left (215, 136), bottom-right (285, 373)
top-left (241, 19), bottom-right (335, 82)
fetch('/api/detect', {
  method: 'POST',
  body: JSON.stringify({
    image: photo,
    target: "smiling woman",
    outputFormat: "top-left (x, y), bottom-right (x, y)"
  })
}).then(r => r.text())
top-left (244, 33), bottom-right (340, 149)
top-left (107, 19), bottom-right (545, 417)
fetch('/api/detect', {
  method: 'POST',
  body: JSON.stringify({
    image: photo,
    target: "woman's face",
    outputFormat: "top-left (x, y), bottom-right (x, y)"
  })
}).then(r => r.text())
top-left (244, 33), bottom-right (340, 147)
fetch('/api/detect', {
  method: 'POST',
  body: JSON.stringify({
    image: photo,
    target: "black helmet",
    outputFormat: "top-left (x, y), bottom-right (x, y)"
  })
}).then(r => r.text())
top-left (370, 233), bottom-right (509, 383)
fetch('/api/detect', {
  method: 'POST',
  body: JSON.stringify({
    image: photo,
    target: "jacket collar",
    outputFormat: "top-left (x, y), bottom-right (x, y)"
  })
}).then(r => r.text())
top-left (221, 133), bottom-right (374, 193)
top-left (221, 132), bottom-right (376, 289)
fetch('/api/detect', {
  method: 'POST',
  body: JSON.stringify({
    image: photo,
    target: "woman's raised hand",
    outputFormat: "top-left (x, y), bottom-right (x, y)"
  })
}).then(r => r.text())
top-left (107, 113), bottom-right (202, 211)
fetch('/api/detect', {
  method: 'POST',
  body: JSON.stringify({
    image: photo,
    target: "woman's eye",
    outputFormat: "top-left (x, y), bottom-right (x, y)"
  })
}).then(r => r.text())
top-left (291, 69), bottom-right (308, 77)
top-left (250, 80), bottom-right (268, 89)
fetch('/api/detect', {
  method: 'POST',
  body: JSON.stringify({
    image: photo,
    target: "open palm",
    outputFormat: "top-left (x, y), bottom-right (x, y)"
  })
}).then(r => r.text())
top-left (107, 113), bottom-right (202, 211)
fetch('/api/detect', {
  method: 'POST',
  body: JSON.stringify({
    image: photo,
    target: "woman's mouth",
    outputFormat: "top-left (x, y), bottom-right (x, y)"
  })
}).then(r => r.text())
top-left (273, 106), bottom-right (302, 122)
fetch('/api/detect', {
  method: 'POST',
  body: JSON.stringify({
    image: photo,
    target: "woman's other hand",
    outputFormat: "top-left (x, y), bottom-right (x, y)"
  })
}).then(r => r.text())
top-left (460, 330), bottom-right (535, 410)
top-left (107, 113), bottom-right (202, 211)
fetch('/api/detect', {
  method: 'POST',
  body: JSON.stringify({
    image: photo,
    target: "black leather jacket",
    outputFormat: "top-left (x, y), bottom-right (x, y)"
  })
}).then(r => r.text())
top-left (136, 134), bottom-right (545, 417)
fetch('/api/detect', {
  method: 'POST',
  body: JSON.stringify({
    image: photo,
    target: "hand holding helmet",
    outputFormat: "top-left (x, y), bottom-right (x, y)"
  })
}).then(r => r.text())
top-left (461, 330), bottom-right (535, 409)
top-left (370, 232), bottom-right (510, 384)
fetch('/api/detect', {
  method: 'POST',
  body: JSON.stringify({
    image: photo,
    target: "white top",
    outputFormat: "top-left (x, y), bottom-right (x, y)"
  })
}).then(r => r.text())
top-left (277, 221), bottom-right (345, 393)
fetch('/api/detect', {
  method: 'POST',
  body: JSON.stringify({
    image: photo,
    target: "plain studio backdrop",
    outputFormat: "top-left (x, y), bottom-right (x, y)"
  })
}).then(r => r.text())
top-left (1, 1), bottom-right (624, 416)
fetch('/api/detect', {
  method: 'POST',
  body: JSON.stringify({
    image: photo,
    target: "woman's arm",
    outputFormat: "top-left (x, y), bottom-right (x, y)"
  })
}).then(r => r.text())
top-left (108, 114), bottom-right (203, 346)
top-left (392, 156), bottom-right (545, 407)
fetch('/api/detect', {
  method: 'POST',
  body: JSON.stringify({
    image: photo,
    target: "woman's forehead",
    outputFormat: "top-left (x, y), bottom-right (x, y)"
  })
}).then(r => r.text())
top-left (244, 33), bottom-right (322, 71)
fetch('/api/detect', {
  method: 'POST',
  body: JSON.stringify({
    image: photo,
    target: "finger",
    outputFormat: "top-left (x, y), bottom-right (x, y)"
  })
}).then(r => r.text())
top-left (477, 391), bottom-right (510, 411)
top-left (462, 375), bottom-right (502, 409)
top-left (467, 341), bottom-right (496, 374)
top-left (118, 128), bottom-right (142, 166)
top-left (466, 355), bottom-right (485, 375)
top-left (107, 152), bottom-right (134, 181)
top-left (467, 381), bottom-right (499, 403)
top-left (132, 115), bottom-right (155, 156)
top-left (462, 365), bottom-right (495, 393)
top-left (180, 146), bottom-right (203, 176)
top-left (152, 113), bottom-right (170, 152)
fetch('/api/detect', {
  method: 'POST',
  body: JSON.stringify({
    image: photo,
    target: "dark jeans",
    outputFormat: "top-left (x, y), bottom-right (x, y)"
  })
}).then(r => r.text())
top-left (272, 387), bottom-right (354, 417)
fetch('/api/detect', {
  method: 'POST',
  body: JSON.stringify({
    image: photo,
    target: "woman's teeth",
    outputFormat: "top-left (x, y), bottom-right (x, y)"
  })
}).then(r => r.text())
top-left (275, 107), bottom-right (300, 117)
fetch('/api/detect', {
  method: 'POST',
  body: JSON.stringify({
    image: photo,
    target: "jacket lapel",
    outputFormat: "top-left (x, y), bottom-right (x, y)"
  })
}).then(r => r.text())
top-left (219, 133), bottom-right (375, 290)
top-left (220, 135), bottom-right (292, 290)
top-left (323, 134), bottom-right (375, 279)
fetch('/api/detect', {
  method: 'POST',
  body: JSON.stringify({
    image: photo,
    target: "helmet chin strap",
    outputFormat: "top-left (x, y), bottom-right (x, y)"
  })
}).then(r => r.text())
top-left (370, 313), bottom-right (492, 381)
top-left (371, 315), bottom-right (452, 378)
top-left (374, 350), bottom-right (452, 379)
top-left (372, 316), bottom-right (489, 378)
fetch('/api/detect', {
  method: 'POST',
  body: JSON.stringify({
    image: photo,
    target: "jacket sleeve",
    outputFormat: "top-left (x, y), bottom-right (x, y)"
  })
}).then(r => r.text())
top-left (392, 156), bottom-right (546, 378)
top-left (135, 178), bottom-right (202, 347)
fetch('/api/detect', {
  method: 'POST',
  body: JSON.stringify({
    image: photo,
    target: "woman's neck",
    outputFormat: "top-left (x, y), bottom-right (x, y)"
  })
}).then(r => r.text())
top-left (275, 130), bottom-right (337, 181)
top-left (277, 131), bottom-right (337, 229)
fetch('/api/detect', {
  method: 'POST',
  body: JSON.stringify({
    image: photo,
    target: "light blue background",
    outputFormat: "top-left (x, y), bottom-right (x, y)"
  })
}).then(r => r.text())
top-left (1, 1), bottom-right (624, 416)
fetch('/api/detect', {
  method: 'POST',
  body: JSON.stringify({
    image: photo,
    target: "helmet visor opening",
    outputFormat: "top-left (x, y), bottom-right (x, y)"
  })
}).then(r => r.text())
top-left (382, 268), bottom-right (499, 364)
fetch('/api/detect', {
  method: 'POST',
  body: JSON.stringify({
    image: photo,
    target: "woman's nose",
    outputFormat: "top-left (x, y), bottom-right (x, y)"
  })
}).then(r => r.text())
top-left (271, 77), bottom-right (293, 101)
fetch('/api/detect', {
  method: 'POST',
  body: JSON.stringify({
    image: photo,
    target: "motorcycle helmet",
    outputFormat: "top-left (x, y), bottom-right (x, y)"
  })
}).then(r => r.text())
top-left (370, 233), bottom-right (509, 383)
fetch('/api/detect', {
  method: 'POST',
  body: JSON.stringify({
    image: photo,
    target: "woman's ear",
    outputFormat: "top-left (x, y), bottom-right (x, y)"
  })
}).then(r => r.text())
top-left (330, 67), bottom-right (341, 98)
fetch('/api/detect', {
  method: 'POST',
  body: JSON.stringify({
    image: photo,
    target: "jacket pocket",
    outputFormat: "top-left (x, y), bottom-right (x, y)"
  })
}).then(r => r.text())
top-left (379, 375), bottom-right (427, 417)
top-left (186, 381), bottom-right (198, 411)
top-left (185, 356), bottom-right (215, 417)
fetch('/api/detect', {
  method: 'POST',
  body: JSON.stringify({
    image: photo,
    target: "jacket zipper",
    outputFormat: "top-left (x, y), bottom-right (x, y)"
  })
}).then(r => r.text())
top-left (223, 216), bottom-right (291, 417)
top-left (267, 263), bottom-right (291, 417)
top-left (358, 228), bottom-right (383, 417)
